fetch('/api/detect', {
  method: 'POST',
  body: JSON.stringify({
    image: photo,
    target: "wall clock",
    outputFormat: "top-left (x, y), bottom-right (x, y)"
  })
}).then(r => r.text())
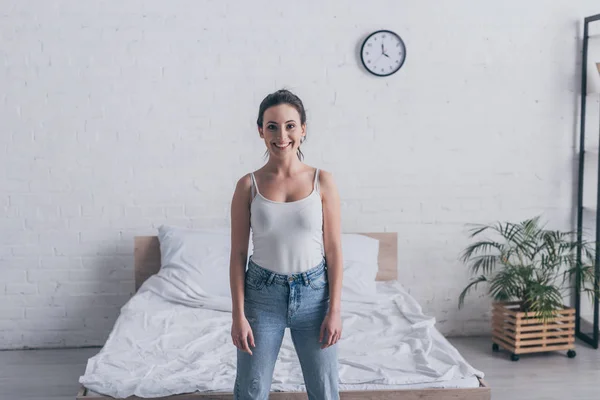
top-left (360, 30), bottom-right (406, 77)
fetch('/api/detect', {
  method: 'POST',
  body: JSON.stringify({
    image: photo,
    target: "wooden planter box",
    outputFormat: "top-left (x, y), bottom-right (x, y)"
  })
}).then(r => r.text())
top-left (491, 301), bottom-right (576, 361)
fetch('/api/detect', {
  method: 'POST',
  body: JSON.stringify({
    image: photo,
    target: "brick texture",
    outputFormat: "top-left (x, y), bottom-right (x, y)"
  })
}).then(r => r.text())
top-left (0, 0), bottom-right (596, 349)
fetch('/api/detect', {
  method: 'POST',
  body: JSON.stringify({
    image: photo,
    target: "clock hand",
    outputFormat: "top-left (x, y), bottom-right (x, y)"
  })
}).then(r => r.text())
top-left (381, 43), bottom-right (389, 57)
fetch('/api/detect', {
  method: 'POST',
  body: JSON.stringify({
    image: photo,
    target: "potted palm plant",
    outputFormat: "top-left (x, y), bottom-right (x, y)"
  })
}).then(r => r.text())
top-left (458, 216), bottom-right (598, 361)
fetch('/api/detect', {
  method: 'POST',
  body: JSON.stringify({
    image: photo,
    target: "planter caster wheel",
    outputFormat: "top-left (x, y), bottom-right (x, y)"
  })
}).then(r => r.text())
top-left (567, 350), bottom-right (576, 358)
top-left (492, 343), bottom-right (499, 352)
top-left (511, 354), bottom-right (520, 362)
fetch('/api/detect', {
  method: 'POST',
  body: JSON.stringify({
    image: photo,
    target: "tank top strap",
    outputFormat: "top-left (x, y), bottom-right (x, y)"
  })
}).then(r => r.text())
top-left (250, 172), bottom-right (260, 199)
top-left (313, 168), bottom-right (320, 193)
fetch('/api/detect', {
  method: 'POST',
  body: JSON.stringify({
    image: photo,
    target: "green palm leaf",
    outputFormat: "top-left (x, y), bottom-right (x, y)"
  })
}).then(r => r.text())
top-left (458, 275), bottom-right (488, 309)
top-left (457, 216), bottom-right (599, 316)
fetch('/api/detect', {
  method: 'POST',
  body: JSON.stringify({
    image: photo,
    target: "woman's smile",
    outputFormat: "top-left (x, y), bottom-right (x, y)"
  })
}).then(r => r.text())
top-left (274, 142), bottom-right (292, 150)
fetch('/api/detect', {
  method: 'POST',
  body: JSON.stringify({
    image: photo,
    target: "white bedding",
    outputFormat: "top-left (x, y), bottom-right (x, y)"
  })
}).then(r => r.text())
top-left (79, 278), bottom-right (484, 398)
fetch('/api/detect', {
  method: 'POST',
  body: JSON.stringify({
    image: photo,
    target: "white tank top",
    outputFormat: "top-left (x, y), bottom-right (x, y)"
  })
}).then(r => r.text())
top-left (249, 168), bottom-right (324, 274)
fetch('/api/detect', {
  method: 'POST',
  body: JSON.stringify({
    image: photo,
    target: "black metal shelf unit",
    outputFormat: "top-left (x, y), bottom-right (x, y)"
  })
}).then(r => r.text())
top-left (576, 13), bottom-right (600, 349)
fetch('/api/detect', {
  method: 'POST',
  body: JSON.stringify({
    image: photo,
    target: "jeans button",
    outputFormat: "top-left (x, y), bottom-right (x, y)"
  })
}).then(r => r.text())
top-left (288, 277), bottom-right (293, 282)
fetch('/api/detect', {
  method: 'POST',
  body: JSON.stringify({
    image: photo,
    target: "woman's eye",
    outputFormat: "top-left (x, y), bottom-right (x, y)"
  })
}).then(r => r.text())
top-left (287, 124), bottom-right (295, 130)
top-left (267, 125), bottom-right (276, 130)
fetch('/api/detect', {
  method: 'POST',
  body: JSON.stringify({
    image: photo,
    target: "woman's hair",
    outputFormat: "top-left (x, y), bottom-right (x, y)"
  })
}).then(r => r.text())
top-left (257, 89), bottom-right (307, 161)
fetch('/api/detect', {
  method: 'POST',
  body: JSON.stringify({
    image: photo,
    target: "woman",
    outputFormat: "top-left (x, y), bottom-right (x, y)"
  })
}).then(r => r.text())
top-left (229, 89), bottom-right (343, 399)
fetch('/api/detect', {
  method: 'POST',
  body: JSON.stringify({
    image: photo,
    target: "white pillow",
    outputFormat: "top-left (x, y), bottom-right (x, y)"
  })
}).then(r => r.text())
top-left (341, 234), bottom-right (379, 273)
top-left (157, 225), bottom-right (232, 298)
top-left (155, 227), bottom-right (382, 300)
top-left (340, 234), bottom-right (380, 298)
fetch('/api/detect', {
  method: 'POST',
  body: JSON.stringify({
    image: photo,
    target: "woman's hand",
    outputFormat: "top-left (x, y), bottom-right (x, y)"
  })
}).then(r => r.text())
top-left (231, 315), bottom-right (255, 355)
top-left (319, 310), bottom-right (342, 349)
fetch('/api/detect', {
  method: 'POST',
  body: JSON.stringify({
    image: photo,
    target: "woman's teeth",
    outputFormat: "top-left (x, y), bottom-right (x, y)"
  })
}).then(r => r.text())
top-left (275, 143), bottom-right (291, 149)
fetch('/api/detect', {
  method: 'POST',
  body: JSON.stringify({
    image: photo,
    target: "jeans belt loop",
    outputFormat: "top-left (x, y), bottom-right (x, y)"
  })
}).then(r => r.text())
top-left (302, 272), bottom-right (309, 286)
top-left (266, 273), bottom-right (275, 286)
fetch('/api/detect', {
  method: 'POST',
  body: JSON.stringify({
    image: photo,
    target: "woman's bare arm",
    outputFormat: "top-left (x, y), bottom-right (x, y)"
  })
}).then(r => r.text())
top-left (229, 174), bottom-right (252, 319)
top-left (320, 169), bottom-right (343, 314)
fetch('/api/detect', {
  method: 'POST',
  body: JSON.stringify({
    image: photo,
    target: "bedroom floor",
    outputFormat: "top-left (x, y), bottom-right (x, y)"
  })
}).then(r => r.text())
top-left (0, 336), bottom-right (598, 400)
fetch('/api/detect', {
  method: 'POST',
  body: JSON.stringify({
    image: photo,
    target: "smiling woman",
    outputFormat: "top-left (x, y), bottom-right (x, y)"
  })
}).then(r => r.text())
top-left (228, 89), bottom-right (344, 399)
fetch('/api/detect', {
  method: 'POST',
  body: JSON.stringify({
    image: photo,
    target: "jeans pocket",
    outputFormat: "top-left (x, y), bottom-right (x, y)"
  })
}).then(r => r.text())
top-left (245, 272), bottom-right (266, 291)
top-left (309, 270), bottom-right (328, 290)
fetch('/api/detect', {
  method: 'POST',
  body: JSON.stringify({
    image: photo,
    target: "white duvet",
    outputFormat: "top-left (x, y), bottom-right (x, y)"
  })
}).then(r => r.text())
top-left (79, 275), bottom-right (484, 398)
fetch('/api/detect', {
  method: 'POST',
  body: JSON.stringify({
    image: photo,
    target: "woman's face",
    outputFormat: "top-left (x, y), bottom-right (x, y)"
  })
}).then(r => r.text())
top-left (259, 104), bottom-right (305, 158)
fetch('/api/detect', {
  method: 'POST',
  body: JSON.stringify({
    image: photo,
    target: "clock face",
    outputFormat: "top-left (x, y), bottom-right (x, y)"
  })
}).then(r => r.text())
top-left (360, 30), bottom-right (406, 77)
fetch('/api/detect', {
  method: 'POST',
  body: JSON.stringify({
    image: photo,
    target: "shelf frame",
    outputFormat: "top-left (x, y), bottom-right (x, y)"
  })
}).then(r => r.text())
top-left (576, 13), bottom-right (600, 349)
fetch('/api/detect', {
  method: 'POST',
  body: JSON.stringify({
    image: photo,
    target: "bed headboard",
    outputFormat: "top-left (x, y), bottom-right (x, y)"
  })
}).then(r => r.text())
top-left (133, 232), bottom-right (398, 292)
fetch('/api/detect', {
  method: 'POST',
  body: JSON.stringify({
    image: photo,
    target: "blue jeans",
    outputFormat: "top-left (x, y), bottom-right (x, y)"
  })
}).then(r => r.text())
top-left (234, 257), bottom-right (339, 400)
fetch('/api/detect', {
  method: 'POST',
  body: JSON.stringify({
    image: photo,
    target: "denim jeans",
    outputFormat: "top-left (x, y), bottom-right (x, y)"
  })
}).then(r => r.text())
top-left (234, 257), bottom-right (339, 400)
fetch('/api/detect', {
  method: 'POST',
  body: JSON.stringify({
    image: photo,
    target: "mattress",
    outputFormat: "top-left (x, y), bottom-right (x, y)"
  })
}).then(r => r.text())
top-left (79, 279), bottom-right (484, 398)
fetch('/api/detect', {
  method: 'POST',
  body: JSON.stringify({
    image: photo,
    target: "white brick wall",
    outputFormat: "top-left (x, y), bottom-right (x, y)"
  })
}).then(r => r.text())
top-left (1, 0), bottom-right (598, 349)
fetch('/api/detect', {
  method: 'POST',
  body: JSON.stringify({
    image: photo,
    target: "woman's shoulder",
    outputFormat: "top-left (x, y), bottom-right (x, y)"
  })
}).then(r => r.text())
top-left (313, 167), bottom-right (334, 183)
top-left (235, 172), bottom-right (253, 184)
top-left (300, 165), bottom-right (335, 187)
top-left (234, 172), bottom-right (254, 193)
top-left (232, 173), bottom-right (258, 206)
top-left (314, 166), bottom-right (331, 175)
top-left (313, 168), bottom-right (337, 200)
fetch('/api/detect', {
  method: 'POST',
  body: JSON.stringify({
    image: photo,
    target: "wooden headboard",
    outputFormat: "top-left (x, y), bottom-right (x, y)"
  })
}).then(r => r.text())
top-left (133, 232), bottom-right (398, 292)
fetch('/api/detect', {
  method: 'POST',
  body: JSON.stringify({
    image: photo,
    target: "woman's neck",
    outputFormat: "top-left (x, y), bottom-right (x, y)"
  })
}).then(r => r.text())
top-left (263, 157), bottom-right (305, 177)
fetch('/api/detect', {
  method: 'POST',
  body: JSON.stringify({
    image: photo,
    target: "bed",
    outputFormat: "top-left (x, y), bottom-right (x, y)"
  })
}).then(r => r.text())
top-left (77, 232), bottom-right (490, 400)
